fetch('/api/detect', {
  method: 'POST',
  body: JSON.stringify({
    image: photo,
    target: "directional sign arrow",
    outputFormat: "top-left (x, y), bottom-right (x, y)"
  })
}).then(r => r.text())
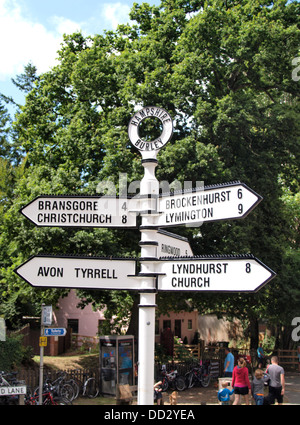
top-left (20, 195), bottom-right (137, 228)
top-left (156, 182), bottom-right (262, 227)
top-left (157, 229), bottom-right (193, 257)
top-left (44, 328), bottom-right (67, 337)
top-left (156, 255), bottom-right (276, 293)
top-left (15, 255), bottom-right (140, 291)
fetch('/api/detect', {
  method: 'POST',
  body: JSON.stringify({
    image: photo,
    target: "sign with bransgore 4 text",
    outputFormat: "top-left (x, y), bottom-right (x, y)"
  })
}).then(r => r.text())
top-left (20, 195), bottom-right (137, 228)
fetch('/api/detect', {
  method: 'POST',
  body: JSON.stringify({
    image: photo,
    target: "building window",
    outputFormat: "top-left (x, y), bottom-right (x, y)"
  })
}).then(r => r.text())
top-left (188, 319), bottom-right (192, 330)
top-left (163, 320), bottom-right (171, 330)
top-left (155, 320), bottom-right (159, 335)
top-left (68, 319), bottom-right (79, 334)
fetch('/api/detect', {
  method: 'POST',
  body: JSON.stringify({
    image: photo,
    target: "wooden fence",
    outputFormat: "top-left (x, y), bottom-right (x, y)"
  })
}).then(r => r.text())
top-left (276, 349), bottom-right (299, 369)
top-left (18, 368), bottom-right (100, 391)
top-left (72, 334), bottom-right (99, 350)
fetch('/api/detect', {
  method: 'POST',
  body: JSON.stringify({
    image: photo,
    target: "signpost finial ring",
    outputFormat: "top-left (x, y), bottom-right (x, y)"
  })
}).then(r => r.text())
top-left (128, 106), bottom-right (173, 152)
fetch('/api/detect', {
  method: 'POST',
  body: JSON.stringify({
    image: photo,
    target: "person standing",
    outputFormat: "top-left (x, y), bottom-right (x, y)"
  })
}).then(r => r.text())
top-left (232, 357), bottom-right (251, 405)
top-left (264, 356), bottom-right (285, 405)
top-left (257, 343), bottom-right (265, 369)
top-left (251, 369), bottom-right (269, 405)
top-left (224, 347), bottom-right (234, 377)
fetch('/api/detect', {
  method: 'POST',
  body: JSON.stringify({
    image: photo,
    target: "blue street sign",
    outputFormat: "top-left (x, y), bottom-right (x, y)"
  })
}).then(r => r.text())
top-left (44, 328), bottom-right (66, 337)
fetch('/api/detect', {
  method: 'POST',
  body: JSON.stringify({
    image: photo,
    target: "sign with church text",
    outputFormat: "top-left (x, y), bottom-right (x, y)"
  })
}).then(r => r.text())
top-left (156, 182), bottom-right (262, 227)
top-left (15, 255), bottom-right (140, 290)
top-left (20, 195), bottom-right (137, 228)
top-left (156, 256), bottom-right (276, 293)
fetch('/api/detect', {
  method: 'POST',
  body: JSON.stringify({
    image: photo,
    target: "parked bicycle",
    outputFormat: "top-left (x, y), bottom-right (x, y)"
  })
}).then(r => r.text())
top-left (68, 370), bottom-right (99, 398)
top-left (160, 366), bottom-right (186, 392)
top-left (25, 382), bottom-right (72, 405)
top-left (34, 371), bottom-right (76, 402)
top-left (185, 361), bottom-right (212, 388)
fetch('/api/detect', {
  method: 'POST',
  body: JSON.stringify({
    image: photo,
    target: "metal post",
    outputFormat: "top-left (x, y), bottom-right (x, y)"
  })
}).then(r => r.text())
top-left (39, 304), bottom-right (45, 405)
top-left (137, 158), bottom-right (159, 405)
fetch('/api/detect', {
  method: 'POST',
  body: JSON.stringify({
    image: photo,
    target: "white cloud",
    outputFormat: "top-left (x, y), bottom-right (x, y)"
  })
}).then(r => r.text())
top-left (102, 2), bottom-right (131, 30)
top-left (0, 0), bottom-right (133, 82)
top-left (0, 0), bottom-right (82, 81)
top-left (49, 16), bottom-right (83, 36)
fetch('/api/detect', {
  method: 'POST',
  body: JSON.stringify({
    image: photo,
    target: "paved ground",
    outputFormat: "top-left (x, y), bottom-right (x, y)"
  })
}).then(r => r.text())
top-left (161, 371), bottom-right (300, 405)
top-left (284, 372), bottom-right (300, 405)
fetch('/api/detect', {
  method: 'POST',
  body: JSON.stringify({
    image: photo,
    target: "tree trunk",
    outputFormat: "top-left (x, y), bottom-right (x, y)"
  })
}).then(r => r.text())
top-left (249, 315), bottom-right (259, 349)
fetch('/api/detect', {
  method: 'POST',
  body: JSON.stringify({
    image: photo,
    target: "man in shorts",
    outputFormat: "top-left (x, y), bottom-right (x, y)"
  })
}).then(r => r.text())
top-left (264, 356), bottom-right (285, 405)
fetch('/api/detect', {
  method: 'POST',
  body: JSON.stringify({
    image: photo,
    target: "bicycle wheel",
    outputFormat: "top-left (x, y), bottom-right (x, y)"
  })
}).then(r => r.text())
top-left (54, 397), bottom-right (73, 405)
top-left (161, 377), bottom-right (168, 392)
top-left (175, 376), bottom-right (186, 391)
top-left (84, 377), bottom-right (99, 398)
top-left (60, 383), bottom-right (75, 401)
top-left (66, 379), bottom-right (80, 400)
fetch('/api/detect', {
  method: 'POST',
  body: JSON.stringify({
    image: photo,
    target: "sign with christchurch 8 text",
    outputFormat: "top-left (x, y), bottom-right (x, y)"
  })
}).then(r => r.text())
top-left (156, 182), bottom-right (262, 227)
top-left (15, 255), bottom-right (139, 290)
top-left (20, 196), bottom-right (137, 228)
top-left (157, 256), bottom-right (276, 293)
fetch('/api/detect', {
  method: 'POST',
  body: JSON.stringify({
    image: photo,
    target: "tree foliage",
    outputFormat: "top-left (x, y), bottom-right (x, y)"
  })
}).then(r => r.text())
top-left (0, 0), bottom-right (299, 346)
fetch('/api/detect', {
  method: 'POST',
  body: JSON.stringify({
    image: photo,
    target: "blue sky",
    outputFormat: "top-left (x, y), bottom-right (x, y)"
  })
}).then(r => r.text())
top-left (0, 0), bottom-right (160, 113)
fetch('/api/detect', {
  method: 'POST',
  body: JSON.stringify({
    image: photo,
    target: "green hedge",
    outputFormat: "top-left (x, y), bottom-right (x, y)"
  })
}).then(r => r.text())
top-left (0, 335), bottom-right (32, 370)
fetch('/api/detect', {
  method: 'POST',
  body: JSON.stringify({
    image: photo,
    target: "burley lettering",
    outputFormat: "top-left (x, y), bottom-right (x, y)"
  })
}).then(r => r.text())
top-left (128, 106), bottom-right (173, 151)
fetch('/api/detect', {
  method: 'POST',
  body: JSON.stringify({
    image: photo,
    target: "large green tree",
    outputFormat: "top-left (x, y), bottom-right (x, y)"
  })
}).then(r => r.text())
top-left (1, 0), bottom-right (299, 346)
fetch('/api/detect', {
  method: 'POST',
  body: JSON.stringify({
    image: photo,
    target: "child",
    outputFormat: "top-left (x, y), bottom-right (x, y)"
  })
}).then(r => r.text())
top-left (154, 381), bottom-right (163, 405)
top-left (251, 369), bottom-right (269, 405)
top-left (218, 381), bottom-right (234, 405)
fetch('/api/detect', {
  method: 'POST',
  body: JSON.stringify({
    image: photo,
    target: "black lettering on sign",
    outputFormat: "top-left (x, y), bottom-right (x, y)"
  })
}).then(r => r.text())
top-left (37, 267), bottom-right (63, 277)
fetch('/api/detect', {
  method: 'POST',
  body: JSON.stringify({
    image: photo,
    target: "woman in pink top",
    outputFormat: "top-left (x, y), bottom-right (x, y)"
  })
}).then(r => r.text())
top-left (232, 357), bottom-right (251, 405)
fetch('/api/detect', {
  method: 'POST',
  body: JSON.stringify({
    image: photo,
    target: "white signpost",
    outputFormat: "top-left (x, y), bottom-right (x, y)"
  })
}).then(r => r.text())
top-left (15, 105), bottom-right (277, 406)
top-left (156, 182), bottom-right (262, 227)
top-left (156, 229), bottom-right (193, 257)
top-left (157, 256), bottom-right (275, 293)
top-left (15, 256), bottom-right (139, 290)
top-left (20, 196), bottom-right (137, 228)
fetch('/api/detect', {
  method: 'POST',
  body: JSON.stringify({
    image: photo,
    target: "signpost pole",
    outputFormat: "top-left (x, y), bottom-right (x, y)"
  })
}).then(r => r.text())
top-left (39, 303), bottom-right (45, 405)
top-left (127, 106), bottom-right (174, 405)
top-left (137, 158), bottom-right (159, 405)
